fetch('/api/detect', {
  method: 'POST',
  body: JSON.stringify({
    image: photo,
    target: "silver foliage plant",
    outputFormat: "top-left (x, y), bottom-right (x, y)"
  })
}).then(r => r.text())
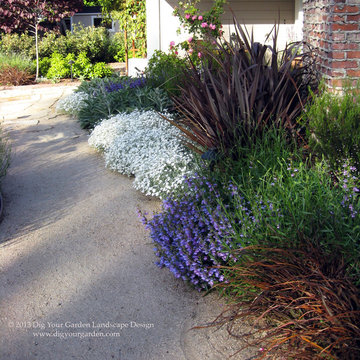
top-left (56, 91), bottom-right (89, 115)
top-left (88, 110), bottom-right (197, 198)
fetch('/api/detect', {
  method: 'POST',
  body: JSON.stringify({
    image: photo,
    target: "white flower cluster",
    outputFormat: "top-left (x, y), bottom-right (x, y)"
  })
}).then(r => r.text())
top-left (56, 91), bottom-right (89, 115)
top-left (88, 110), bottom-right (196, 198)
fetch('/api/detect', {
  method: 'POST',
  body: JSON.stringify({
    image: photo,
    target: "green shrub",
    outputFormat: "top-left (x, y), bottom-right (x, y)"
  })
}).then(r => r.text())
top-left (38, 57), bottom-right (51, 77)
top-left (304, 82), bottom-right (360, 171)
top-left (70, 25), bottom-right (115, 63)
top-left (144, 50), bottom-right (188, 96)
top-left (39, 32), bottom-right (69, 58)
top-left (71, 52), bottom-right (91, 79)
top-left (90, 62), bottom-right (113, 78)
top-left (1, 26), bottom-right (125, 64)
top-left (0, 32), bottom-right (35, 58)
top-left (45, 52), bottom-right (112, 80)
top-left (46, 52), bottom-right (71, 80)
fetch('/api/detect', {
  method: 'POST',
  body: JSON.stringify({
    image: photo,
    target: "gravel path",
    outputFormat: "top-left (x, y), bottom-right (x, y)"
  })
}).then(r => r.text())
top-left (0, 85), bottom-right (258, 360)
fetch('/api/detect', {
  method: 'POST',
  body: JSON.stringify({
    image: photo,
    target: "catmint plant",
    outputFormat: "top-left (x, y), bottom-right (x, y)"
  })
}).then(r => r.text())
top-left (140, 174), bottom-right (239, 290)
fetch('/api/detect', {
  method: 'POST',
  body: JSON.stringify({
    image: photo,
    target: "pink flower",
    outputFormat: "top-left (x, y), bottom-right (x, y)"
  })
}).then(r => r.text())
top-left (209, 23), bottom-right (216, 30)
top-left (188, 36), bottom-right (193, 43)
top-left (185, 14), bottom-right (190, 19)
top-left (192, 15), bottom-right (197, 21)
top-left (170, 41), bottom-right (175, 46)
top-left (188, 48), bottom-right (193, 54)
top-left (198, 52), bottom-right (202, 58)
top-left (174, 50), bottom-right (178, 55)
top-left (198, 15), bottom-right (203, 20)
top-left (201, 22), bottom-right (208, 28)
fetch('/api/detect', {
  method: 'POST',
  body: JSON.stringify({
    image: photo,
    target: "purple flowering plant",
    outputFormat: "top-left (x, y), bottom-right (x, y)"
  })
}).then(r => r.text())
top-left (140, 173), bottom-right (241, 290)
top-left (105, 77), bottom-right (146, 93)
top-left (139, 167), bottom-right (283, 290)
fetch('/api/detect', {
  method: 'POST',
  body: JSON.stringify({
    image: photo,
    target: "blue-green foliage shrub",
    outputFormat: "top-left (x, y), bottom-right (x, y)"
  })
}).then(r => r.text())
top-left (76, 76), bottom-right (172, 129)
top-left (304, 83), bottom-right (360, 172)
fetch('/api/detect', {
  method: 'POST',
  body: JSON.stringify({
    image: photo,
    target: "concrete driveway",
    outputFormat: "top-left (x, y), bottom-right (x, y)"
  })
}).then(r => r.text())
top-left (0, 84), bottom-right (258, 360)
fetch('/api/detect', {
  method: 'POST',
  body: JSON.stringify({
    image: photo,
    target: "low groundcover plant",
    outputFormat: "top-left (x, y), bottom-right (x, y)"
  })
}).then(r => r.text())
top-left (56, 91), bottom-right (89, 115)
top-left (88, 110), bottom-right (196, 198)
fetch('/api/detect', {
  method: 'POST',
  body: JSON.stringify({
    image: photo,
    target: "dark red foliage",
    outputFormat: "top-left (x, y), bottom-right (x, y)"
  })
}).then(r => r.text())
top-left (169, 20), bottom-right (319, 158)
top-left (208, 239), bottom-right (360, 359)
top-left (0, 0), bottom-right (83, 33)
top-left (0, 65), bottom-right (35, 85)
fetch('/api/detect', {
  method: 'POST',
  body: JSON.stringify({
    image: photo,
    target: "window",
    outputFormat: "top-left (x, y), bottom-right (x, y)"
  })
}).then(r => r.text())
top-left (92, 16), bottom-right (115, 31)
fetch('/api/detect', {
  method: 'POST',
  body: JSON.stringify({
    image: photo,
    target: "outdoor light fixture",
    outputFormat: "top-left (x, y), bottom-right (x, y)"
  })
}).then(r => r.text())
top-left (68, 60), bottom-right (75, 81)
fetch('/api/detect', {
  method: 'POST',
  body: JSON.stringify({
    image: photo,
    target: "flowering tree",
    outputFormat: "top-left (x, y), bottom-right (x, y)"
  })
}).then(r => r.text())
top-left (0, 0), bottom-right (83, 79)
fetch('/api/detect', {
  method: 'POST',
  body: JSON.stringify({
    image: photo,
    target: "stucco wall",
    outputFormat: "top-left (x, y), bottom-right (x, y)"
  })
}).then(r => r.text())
top-left (147, 0), bottom-right (303, 58)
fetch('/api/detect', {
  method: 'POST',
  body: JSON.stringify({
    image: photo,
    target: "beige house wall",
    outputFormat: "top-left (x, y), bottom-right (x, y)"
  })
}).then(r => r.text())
top-left (146, 0), bottom-right (303, 58)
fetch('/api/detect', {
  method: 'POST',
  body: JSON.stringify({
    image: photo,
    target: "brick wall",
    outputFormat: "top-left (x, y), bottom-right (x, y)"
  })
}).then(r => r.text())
top-left (303, 0), bottom-right (360, 87)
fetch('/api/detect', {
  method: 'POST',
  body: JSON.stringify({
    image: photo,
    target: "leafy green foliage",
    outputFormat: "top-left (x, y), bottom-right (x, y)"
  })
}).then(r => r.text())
top-left (304, 82), bottom-right (360, 171)
top-left (0, 32), bottom-right (35, 58)
top-left (38, 57), bottom-right (51, 77)
top-left (1, 26), bottom-right (123, 63)
top-left (169, 21), bottom-right (319, 158)
top-left (144, 50), bottom-right (188, 96)
top-left (91, 62), bottom-right (113, 78)
top-left (0, 126), bottom-right (10, 185)
top-left (45, 52), bottom-right (112, 80)
top-left (46, 52), bottom-right (71, 80)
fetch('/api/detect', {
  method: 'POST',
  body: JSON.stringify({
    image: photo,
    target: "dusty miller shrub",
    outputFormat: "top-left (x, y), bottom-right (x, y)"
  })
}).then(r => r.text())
top-left (88, 110), bottom-right (197, 198)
